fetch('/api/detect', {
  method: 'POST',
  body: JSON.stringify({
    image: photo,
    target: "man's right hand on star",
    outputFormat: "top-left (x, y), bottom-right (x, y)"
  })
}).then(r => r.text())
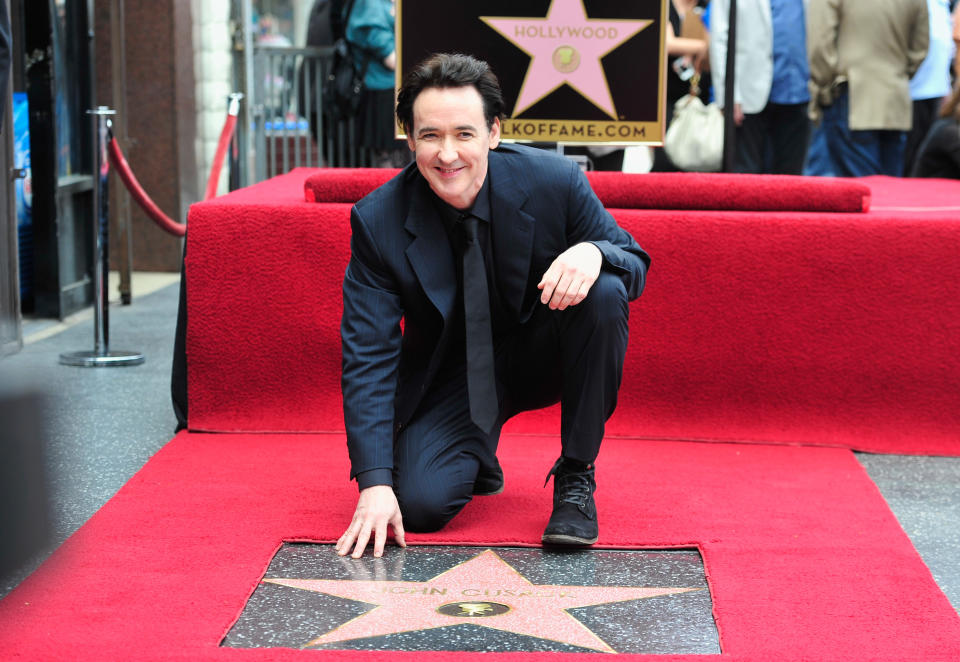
top-left (336, 485), bottom-right (407, 559)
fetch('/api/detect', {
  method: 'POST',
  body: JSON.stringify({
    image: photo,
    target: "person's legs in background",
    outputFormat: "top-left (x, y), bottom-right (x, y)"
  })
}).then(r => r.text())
top-left (734, 109), bottom-right (768, 174)
top-left (822, 91), bottom-right (885, 177)
top-left (804, 122), bottom-right (837, 176)
top-left (877, 130), bottom-right (908, 177)
top-left (767, 102), bottom-right (811, 175)
top-left (903, 97), bottom-right (944, 176)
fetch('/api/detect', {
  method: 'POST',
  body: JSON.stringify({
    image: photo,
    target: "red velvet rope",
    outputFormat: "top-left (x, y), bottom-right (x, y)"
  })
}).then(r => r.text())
top-left (108, 137), bottom-right (186, 237)
top-left (109, 103), bottom-right (240, 237)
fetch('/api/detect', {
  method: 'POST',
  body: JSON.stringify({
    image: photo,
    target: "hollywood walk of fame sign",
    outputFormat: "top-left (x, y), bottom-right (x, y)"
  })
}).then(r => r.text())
top-left (223, 545), bottom-right (720, 654)
top-left (396, 0), bottom-right (667, 144)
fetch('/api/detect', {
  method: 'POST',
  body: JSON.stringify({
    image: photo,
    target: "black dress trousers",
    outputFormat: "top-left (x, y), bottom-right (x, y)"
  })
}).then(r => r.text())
top-left (393, 270), bottom-right (630, 532)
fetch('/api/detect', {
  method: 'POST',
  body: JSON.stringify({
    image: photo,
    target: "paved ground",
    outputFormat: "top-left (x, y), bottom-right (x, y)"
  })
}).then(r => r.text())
top-left (2, 275), bottom-right (958, 620)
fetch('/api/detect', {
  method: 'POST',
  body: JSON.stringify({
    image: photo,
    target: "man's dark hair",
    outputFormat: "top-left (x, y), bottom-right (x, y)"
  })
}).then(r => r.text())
top-left (396, 53), bottom-right (505, 134)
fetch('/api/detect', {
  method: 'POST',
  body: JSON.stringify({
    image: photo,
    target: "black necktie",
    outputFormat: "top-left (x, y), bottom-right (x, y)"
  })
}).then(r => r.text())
top-left (459, 215), bottom-right (498, 433)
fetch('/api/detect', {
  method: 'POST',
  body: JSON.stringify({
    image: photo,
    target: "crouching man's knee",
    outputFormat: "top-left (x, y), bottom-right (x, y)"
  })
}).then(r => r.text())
top-left (394, 481), bottom-right (471, 533)
top-left (587, 272), bottom-right (628, 317)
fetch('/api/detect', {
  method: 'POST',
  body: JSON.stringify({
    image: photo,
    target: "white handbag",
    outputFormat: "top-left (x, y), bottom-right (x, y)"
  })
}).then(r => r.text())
top-left (664, 92), bottom-right (724, 172)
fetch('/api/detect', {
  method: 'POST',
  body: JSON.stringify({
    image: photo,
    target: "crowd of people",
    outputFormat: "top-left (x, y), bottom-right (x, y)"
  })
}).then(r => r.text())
top-left (301, 0), bottom-right (960, 179)
top-left (302, 0), bottom-right (408, 168)
top-left (657, 0), bottom-right (960, 178)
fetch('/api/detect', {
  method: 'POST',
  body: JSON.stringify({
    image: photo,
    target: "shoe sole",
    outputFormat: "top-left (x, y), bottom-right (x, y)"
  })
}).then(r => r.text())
top-left (472, 483), bottom-right (505, 496)
top-left (541, 533), bottom-right (598, 546)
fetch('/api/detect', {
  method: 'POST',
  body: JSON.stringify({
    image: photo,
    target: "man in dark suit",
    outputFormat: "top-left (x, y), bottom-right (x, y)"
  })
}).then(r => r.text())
top-left (336, 53), bottom-right (650, 559)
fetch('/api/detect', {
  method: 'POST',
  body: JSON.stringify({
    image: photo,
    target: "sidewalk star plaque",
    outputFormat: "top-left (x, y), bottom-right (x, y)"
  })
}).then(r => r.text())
top-left (223, 545), bottom-right (720, 654)
top-left (267, 549), bottom-right (697, 652)
top-left (397, 0), bottom-right (667, 144)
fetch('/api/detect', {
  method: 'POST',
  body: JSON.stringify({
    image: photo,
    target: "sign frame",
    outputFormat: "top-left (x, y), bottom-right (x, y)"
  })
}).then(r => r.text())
top-left (395, 0), bottom-right (668, 145)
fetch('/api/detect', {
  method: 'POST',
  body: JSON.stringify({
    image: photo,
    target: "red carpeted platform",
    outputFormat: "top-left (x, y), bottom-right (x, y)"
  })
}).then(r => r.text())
top-left (188, 169), bottom-right (960, 455)
top-left (0, 433), bottom-right (958, 661)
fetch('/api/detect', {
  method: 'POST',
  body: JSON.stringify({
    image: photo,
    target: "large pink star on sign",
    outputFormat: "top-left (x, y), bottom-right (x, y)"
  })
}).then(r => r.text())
top-left (480, 0), bottom-right (653, 119)
top-left (265, 549), bottom-right (699, 652)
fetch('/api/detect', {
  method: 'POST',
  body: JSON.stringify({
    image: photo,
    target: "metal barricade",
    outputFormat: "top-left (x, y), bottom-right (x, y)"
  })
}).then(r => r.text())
top-left (248, 46), bottom-right (370, 183)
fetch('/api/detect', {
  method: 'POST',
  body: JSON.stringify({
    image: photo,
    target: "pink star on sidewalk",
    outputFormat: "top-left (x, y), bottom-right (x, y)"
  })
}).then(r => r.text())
top-left (481, 0), bottom-right (653, 118)
top-left (266, 549), bottom-right (698, 652)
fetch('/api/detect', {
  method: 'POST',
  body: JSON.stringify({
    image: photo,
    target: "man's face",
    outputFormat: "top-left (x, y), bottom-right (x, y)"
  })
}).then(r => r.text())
top-left (406, 85), bottom-right (501, 210)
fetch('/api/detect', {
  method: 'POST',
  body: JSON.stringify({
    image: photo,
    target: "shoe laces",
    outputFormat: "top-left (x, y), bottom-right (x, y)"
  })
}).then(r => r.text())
top-left (544, 457), bottom-right (595, 506)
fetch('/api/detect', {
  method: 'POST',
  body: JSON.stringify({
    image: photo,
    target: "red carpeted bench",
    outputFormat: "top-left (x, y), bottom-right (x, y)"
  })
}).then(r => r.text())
top-left (186, 168), bottom-right (960, 456)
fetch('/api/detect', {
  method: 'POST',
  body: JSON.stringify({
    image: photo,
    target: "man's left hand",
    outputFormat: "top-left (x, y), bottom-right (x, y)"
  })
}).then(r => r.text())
top-left (538, 242), bottom-right (603, 310)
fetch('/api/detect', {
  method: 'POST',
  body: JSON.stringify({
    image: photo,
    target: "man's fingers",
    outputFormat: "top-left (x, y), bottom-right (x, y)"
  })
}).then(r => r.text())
top-left (564, 275), bottom-right (596, 309)
top-left (549, 272), bottom-right (574, 309)
top-left (337, 528), bottom-right (356, 556)
top-left (555, 275), bottom-right (585, 310)
top-left (336, 520), bottom-right (360, 556)
top-left (539, 281), bottom-right (556, 305)
top-left (351, 524), bottom-right (373, 559)
top-left (392, 513), bottom-right (407, 548)
top-left (538, 264), bottom-right (562, 304)
top-left (339, 485), bottom-right (403, 559)
top-left (552, 270), bottom-right (597, 310)
top-left (373, 521), bottom-right (387, 558)
top-left (573, 278), bottom-right (592, 305)
top-left (542, 264), bottom-right (571, 308)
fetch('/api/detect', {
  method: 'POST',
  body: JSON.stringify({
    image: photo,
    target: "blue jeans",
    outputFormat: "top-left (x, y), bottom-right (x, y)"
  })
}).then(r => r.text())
top-left (819, 91), bottom-right (906, 177)
top-left (804, 123), bottom-right (836, 176)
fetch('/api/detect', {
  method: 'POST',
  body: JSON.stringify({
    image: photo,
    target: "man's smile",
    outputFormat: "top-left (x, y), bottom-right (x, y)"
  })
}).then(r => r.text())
top-left (437, 166), bottom-right (465, 177)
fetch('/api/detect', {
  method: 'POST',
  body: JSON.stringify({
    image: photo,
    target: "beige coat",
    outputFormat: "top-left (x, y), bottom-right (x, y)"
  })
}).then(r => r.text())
top-left (808, 0), bottom-right (929, 130)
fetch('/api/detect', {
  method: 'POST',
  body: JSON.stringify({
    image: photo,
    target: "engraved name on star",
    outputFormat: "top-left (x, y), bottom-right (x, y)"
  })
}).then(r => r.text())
top-left (264, 549), bottom-right (699, 652)
top-left (480, 0), bottom-right (653, 119)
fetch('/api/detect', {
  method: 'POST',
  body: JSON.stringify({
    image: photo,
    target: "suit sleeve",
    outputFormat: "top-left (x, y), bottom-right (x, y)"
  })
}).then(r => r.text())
top-left (341, 205), bottom-right (403, 483)
top-left (905, 0), bottom-right (929, 79)
top-left (807, 0), bottom-right (841, 93)
top-left (564, 163), bottom-right (650, 301)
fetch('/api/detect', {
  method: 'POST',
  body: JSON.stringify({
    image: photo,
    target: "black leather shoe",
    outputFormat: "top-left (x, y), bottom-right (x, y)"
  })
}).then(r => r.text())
top-left (542, 457), bottom-right (598, 546)
top-left (472, 459), bottom-right (504, 496)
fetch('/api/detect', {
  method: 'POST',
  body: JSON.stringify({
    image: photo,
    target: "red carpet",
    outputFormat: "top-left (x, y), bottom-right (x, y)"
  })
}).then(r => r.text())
top-left (0, 433), bottom-right (958, 660)
top-left (187, 170), bottom-right (960, 455)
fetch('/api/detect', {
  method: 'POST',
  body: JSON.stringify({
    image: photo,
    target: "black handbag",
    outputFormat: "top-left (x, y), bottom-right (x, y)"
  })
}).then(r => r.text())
top-left (322, 0), bottom-right (369, 121)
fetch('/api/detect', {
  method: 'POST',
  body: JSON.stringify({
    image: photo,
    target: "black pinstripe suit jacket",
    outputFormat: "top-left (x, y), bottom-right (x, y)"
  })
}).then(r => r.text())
top-left (340, 143), bottom-right (650, 479)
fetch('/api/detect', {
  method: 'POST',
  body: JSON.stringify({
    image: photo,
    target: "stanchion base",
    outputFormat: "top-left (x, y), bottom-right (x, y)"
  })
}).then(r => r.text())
top-left (59, 350), bottom-right (145, 367)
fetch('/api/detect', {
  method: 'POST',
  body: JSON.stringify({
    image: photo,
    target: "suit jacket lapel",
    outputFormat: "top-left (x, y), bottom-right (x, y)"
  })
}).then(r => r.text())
top-left (404, 176), bottom-right (456, 321)
top-left (489, 150), bottom-right (536, 321)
